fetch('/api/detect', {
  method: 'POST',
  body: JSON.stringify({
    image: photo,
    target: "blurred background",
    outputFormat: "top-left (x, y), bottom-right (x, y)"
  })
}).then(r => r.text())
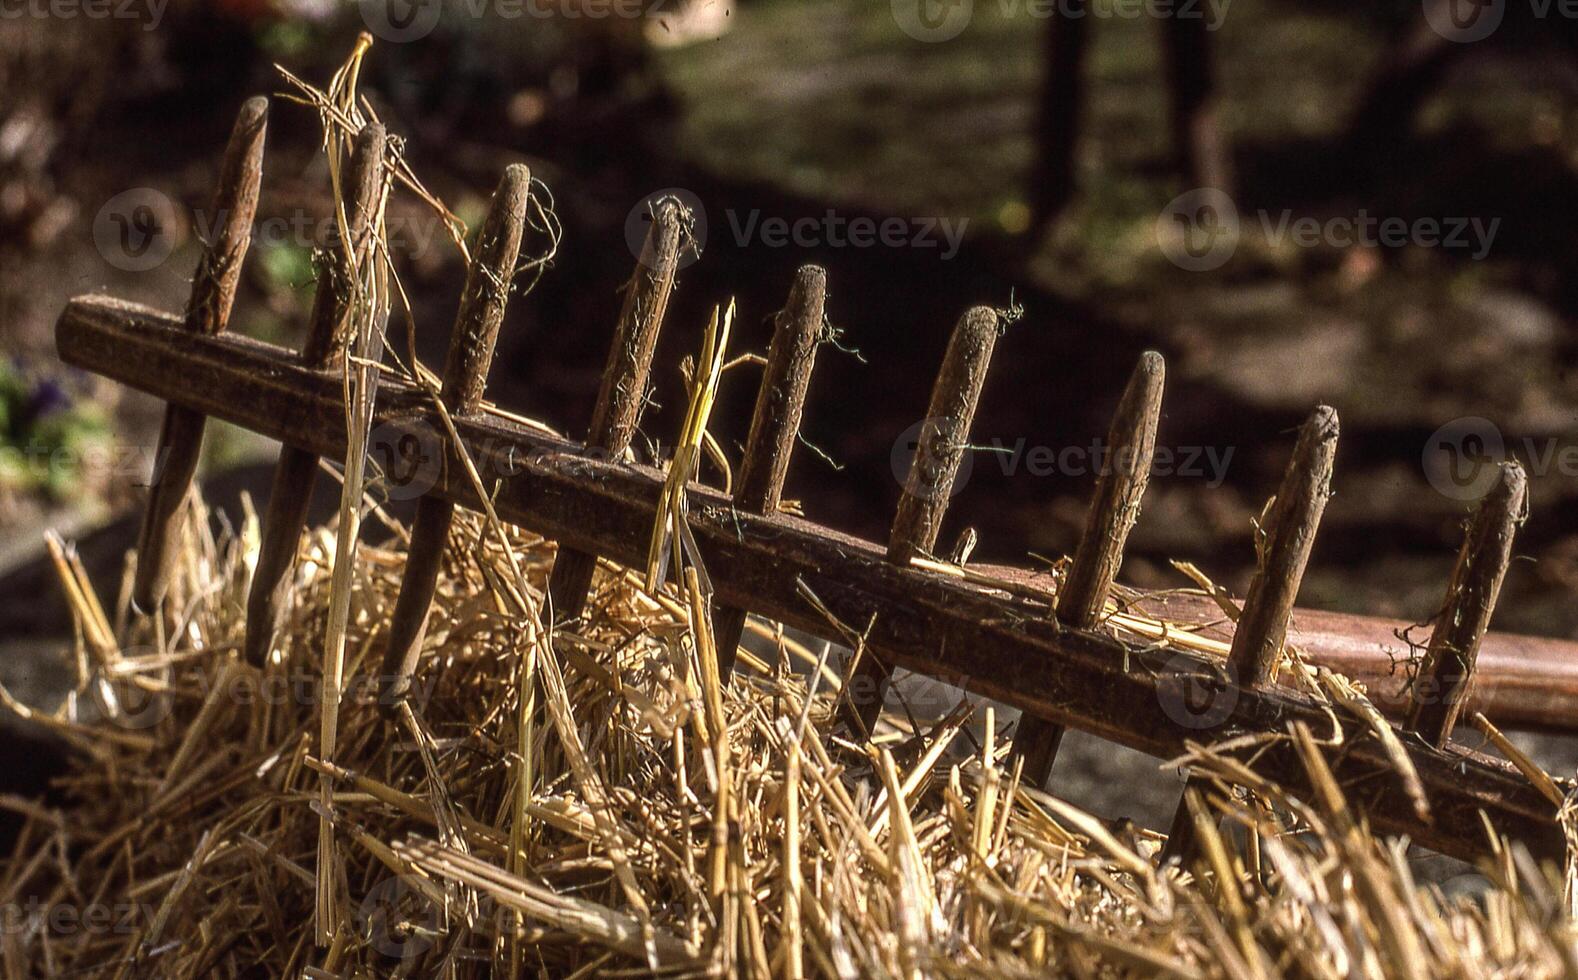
top-left (3, 0), bottom-right (1578, 732)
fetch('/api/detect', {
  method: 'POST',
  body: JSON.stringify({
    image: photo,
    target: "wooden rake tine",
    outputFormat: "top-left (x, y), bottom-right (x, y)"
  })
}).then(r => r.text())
top-left (1161, 404), bottom-right (1338, 865)
top-left (376, 164), bottom-right (532, 714)
top-left (1011, 351), bottom-right (1165, 787)
top-left (713, 265), bottom-right (827, 678)
top-left (844, 305), bottom-right (1003, 739)
top-left (1405, 461), bottom-right (1526, 747)
top-left (130, 96), bottom-right (268, 615)
top-left (547, 198), bottom-right (688, 622)
top-left (243, 122), bottom-right (388, 668)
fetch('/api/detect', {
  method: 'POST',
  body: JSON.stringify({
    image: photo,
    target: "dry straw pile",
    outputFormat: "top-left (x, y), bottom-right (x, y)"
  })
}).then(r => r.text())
top-left (0, 504), bottom-right (1575, 977)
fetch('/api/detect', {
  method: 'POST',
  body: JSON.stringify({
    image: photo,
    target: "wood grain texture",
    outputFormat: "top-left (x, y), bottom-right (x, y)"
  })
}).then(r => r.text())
top-left (1228, 405), bottom-right (1339, 689)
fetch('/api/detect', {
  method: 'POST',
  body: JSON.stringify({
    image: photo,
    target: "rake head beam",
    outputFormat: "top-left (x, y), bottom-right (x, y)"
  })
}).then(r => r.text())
top-left (56, 293), bottom-right (1564, 864)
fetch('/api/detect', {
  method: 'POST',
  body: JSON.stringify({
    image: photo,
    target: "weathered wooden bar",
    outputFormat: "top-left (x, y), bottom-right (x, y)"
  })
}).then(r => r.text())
top-left (547, 199), bottom-right (687, 621)
top-left (55, 294), bottom-right (1566, 863)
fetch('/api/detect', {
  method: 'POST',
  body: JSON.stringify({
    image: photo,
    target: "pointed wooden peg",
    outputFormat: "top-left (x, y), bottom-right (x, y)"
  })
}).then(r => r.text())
top-left (1226, 404), bottom-right (1339, 689)
top-left (1163, 404), bottom-right (1338, 866)
top-left (299, 124), bottom-right (390, 370)
top-left (1406, 461), bottom-right (1525, 747)
top-left (1055, 351), bottom-right (1166, 627)
top-left (846, 305), bottom-right (1003, 737)
top-left (131, 96), bottom-right (269, 614)
top-left (713, 265), bottom-right (827, 678)
top-left (377, 164), bottom-right (532, 712)
top-left (548, 197), bottom-right (689, 621)
top-left (1013, 350), bottom-right (1165, 786)
top-left (244, 122), bottom-right (387, 667)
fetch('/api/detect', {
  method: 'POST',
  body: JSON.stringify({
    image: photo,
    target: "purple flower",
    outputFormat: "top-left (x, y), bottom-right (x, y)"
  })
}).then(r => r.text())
top-left (25, 379), bottom-right (71, 421)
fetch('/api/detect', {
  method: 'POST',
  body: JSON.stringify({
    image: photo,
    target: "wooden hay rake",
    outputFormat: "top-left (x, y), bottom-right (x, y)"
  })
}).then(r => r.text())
top-left (53, 96), bottom-right (1574, 867)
